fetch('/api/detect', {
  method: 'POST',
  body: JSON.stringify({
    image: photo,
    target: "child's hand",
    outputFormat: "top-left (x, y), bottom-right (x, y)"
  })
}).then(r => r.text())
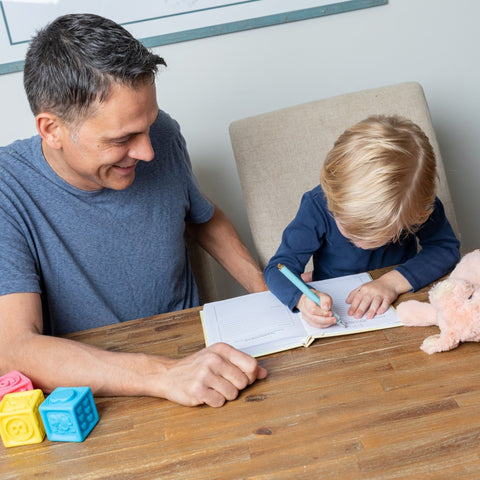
top-left (296, 290), bottom-right (337, 328)
top-left (346, 270), bottom-right (412, 319)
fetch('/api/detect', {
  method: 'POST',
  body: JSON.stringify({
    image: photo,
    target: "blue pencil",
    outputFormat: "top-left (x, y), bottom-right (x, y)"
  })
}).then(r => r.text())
top-left (278, 263), bottom-right (346, 327)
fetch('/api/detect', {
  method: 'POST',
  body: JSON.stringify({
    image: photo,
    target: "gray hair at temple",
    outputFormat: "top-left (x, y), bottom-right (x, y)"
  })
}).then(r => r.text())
top-left (23, 13), bottom-right (166, 125)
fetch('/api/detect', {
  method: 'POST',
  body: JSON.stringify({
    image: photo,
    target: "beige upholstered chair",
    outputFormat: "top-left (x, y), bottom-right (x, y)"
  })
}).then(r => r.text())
top-left (229, 82), bottom-right (459, 269)
top-left (186, 236), bottom-right (218, 303)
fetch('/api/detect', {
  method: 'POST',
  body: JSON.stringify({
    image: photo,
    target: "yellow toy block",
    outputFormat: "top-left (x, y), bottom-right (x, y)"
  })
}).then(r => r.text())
top-left (0, 389), bottom-right (45, 447)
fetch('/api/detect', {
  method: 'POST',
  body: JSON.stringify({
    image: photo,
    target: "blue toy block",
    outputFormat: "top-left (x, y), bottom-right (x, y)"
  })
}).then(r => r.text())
top-left (39, 387), bottom-right (99, 442)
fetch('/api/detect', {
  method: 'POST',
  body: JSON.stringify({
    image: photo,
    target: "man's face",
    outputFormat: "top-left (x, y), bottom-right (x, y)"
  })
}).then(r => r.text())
top-left (44, 81), bottom-right (159, 191)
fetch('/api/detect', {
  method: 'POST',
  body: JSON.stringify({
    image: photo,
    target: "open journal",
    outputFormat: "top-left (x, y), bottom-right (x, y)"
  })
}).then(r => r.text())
top-left (200, 272), bottom-right (402, 358)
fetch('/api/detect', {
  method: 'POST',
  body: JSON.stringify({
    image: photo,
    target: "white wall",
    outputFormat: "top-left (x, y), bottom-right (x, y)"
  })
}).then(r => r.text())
top-left (1, 0), bottom-right (478, 300)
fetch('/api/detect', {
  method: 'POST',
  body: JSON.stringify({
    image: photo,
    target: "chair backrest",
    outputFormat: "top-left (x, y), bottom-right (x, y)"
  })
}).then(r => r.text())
top-left (229, 82), bottom-right (459, 269)
top-left (186, 235), bottom-right (218, 303)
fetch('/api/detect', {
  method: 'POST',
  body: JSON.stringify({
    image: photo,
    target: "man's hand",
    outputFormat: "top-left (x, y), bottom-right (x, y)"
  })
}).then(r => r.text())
top-left (296, 289), bottom-right (337, 328)
top-left (160, 343), bottom-right (267, 407)
top-left (0, 293), bottom-right (266, 407)
top-left (346, 270), bottom-right (412, 319)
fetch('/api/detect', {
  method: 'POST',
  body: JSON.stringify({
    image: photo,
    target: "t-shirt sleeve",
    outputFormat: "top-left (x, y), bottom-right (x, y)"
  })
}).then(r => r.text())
top-left (172, 124), bottom-right (214, 225)
top-left (0, 199), bottom-right (41, 295)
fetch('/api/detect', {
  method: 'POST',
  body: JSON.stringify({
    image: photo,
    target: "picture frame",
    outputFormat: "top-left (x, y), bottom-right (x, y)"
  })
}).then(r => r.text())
top-left (0, 0), bottom-right (387, 75)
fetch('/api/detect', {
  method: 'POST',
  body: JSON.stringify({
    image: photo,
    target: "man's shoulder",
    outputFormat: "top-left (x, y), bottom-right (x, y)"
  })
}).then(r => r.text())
top-left (150, 109), bottom-right (181, 138)
top-left (0, 136), bottom-right (41, 166)
top-left (0, 136), bottom-right (42, 185)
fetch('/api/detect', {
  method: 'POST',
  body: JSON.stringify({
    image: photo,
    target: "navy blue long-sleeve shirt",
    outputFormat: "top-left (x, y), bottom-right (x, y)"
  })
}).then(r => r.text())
top-left (264, 185), bottom-right (460, 311)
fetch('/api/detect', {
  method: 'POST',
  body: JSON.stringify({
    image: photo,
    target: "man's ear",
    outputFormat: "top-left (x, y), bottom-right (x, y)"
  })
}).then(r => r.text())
top-left (36, 112), bottom-right (64, 150)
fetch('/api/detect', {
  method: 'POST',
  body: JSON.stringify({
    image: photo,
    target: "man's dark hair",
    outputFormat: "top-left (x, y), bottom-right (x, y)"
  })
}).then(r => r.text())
top-left (23, 13), bottom-right (166, 124)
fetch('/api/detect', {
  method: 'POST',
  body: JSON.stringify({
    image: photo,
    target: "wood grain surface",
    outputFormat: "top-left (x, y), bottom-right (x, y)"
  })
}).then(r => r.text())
top-left (2, 269), bottom-right (479, 479)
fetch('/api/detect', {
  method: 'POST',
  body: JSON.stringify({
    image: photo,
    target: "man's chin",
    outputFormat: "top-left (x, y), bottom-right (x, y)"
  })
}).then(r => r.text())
top-left (105, 174), bottom-right (136, 191)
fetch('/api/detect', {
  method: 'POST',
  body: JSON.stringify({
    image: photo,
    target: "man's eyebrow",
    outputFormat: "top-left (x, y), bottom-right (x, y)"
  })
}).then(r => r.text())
top-left (103, 112), bottom-right (159, 142)
top-left (102, 128), bottom-right (149, 142)
top-left (102, 132), bottom-right (135, 142)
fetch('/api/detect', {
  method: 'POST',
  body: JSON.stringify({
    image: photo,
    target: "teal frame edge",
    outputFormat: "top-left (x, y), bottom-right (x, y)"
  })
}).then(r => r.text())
top-left (0, 0), bottom-right (387, 75)
top-left (141, 0), bottom-right (387, 48)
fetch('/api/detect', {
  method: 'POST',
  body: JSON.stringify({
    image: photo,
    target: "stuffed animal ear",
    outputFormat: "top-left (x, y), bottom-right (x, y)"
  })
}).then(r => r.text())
top-left (396, 300), bottom-right (439, 326)
top-left (450, 249), bottom-right (480, 285)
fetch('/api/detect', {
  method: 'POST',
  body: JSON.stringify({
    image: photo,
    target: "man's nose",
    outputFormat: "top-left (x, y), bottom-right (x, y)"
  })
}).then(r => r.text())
top-left (128, 134), bottom-right (154, 162)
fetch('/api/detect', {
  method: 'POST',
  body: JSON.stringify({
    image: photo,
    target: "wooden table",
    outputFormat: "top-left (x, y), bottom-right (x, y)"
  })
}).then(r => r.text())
top-left (2, 268), bottom-right (480, 479)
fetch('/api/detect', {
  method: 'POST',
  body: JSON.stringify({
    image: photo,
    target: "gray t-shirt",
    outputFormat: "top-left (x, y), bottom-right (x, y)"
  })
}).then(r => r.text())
top-left (0, 110), bottom-right (214, 335)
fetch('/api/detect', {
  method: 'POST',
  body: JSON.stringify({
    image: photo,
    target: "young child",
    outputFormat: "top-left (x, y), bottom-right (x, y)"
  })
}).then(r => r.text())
top-left (264, 115), bottom-right (460, 328)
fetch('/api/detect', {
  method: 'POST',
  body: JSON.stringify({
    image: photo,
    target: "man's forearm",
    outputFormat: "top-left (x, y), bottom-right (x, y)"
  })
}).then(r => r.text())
top-left (218, 233), bottom-right (267, 293)
top-left (0, 291), bottom-right (266, 408)
top-left (186, 205), bottom-right (267, 293)
top-left (9, 332), bottom-right (168, 397)
top-left (4, 331), bottom-right (267, 406)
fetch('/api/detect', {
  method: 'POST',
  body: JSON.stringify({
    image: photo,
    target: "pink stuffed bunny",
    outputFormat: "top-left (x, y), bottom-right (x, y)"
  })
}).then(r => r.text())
top-left (396, 250), bottom-right (480, 353)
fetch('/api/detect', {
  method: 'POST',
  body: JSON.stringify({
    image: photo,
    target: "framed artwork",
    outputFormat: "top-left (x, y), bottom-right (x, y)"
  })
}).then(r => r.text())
top-left (0, 0), bottom-right (387, 75)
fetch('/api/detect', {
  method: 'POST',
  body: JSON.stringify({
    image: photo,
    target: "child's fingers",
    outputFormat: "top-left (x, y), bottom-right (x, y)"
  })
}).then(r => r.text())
top-left (347, 279), bottom-right (397, 319)
top-left (304, 310), bottom-right (337, 328)
top-left (375, 297), bottom-right (392, 316)
top-left (363, 296), bottom-right (383, 319)
top-left (346, 287), bottom-right (359, 305)
top-left (311, 290), bottom-right (332, 311)
top-left (348, 292), bottom-right (390, 319)
top-left (296, 293), bottom-right (336, 328)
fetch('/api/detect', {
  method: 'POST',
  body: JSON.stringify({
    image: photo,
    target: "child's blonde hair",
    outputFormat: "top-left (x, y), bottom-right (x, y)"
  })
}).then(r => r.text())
top-left (320, 115), bottom-right (437, 248)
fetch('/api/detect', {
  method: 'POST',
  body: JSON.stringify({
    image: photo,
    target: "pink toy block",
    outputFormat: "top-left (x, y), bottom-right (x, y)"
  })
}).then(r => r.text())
top-left (0, 371), bottom-right (33, 401)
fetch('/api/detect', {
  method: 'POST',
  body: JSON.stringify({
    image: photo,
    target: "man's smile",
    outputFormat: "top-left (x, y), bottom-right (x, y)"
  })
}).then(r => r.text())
top-left (112, 162), bottom-right (137, 174)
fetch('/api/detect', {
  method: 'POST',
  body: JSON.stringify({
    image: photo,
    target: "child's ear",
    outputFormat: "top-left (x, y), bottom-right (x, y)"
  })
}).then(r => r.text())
top-left (36, 112), bottom-right (63, 150)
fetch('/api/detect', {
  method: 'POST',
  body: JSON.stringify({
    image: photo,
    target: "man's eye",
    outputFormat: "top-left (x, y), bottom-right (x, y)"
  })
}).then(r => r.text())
top-left (110, 136), bottom-right (130, 146)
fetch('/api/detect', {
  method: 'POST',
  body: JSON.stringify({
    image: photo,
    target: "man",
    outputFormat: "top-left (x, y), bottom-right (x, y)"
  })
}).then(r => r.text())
top-left (0, 14), bottom-right (267, 407)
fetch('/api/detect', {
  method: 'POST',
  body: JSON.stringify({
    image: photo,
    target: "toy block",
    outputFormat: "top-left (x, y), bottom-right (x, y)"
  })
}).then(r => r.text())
top-left (39, 387), bottom-right (99, 442)
top-left (0, 389), bottom-right (45, 447)
top-left (0, 371), bottom-right (34, 401)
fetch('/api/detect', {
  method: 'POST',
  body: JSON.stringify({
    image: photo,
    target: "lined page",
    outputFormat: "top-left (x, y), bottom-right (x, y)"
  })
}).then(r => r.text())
top-left (201, 272), bottom-right (402, 357)
top-left (303, 273), bottom-right (402, 337)
top-left (202, 291), bottom-right (307, 353)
